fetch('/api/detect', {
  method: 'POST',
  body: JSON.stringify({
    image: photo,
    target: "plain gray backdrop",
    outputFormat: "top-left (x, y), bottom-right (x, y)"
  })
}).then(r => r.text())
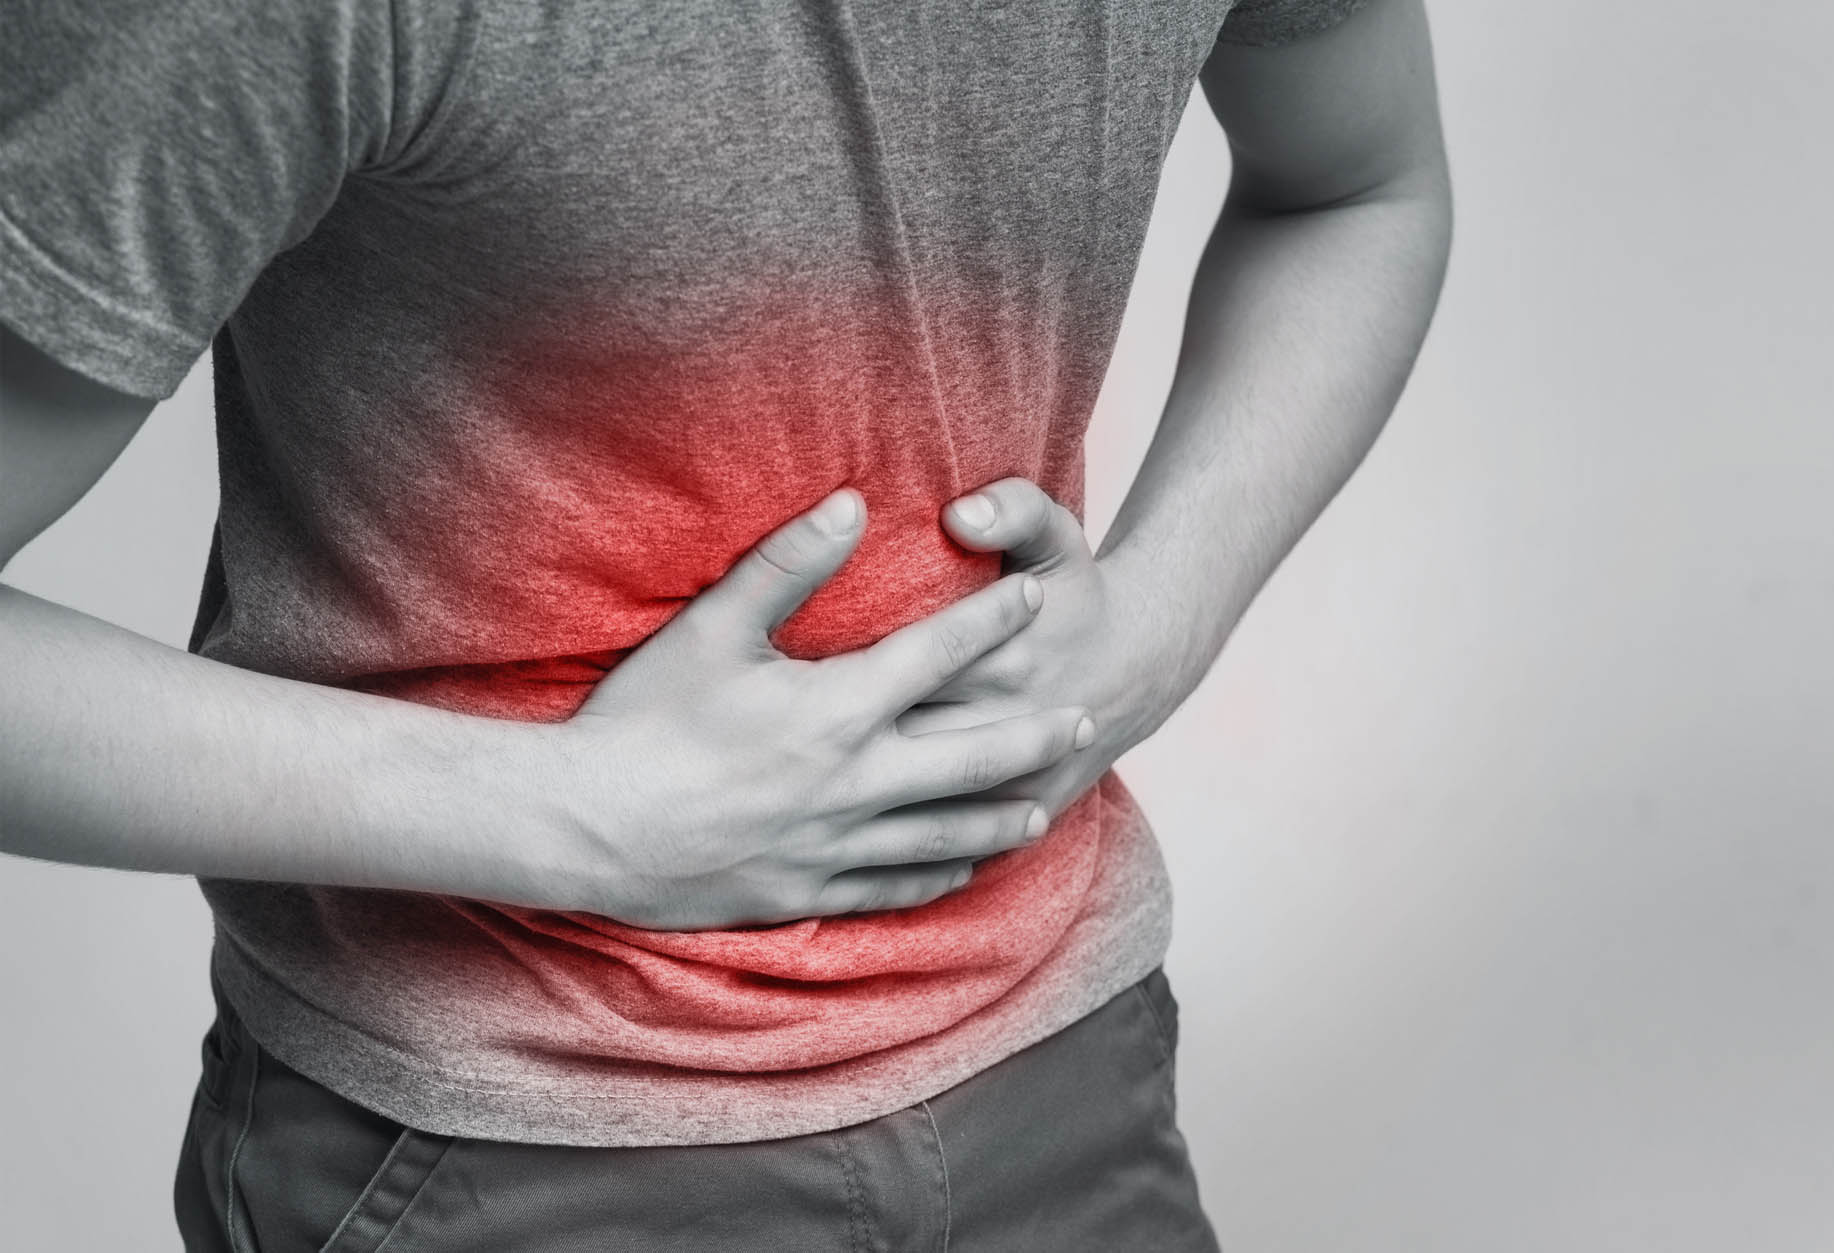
top-left (4, 2), bottom-right (1831, 1248)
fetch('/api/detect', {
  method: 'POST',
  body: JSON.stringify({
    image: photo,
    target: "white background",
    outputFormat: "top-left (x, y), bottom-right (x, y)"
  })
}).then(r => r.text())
top-left (5, 1), bottom-right (1832, 1247)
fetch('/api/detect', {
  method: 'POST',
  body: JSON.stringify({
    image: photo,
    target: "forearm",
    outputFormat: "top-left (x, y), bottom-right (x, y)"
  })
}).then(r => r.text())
top-left (1095, 168), bottom-right (1453, 725)
top-left (0, 582), bottom-right (549, 899)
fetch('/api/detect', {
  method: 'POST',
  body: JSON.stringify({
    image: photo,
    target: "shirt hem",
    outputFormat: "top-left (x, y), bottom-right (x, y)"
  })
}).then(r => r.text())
top-left (210, 893), bottom-right (1173, 1147)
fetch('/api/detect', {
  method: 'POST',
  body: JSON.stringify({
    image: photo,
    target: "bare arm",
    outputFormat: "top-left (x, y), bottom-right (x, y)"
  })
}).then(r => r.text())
top-left (0, 323), bottom-right (1092, 925)
top-left (1094, 0), bottom-right (1454, 722)
top-left (0, 321), bottom-right (561, 897)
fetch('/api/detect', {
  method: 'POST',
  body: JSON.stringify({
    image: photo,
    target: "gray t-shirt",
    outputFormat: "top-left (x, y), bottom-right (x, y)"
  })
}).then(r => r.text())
top-left (3, 0), bottom-right (1368, 1146)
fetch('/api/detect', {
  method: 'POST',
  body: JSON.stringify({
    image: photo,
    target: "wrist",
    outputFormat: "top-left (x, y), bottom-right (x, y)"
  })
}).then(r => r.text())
top-left (365, 709), bottom-right (583, 908)
top-left (1097, 550), bottom-right (1235, 746)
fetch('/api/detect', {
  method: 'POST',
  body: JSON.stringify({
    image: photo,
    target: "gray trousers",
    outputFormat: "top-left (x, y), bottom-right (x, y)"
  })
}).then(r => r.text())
top-left (174, 967), bottom-right (1219, 1252)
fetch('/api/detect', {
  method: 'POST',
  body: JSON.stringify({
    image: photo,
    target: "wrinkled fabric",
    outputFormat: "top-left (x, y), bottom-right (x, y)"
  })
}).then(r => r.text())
top-left (175, 965), bottom-right (1219, 1251)
top-left (3, 0), bottom-right (1367, 1145)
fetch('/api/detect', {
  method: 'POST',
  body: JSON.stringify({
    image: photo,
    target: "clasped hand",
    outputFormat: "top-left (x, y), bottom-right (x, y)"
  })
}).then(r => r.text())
top-left (899, 477), bottom-right (1163, 824)
top-left (536, 477), bottom-right (1170, 930)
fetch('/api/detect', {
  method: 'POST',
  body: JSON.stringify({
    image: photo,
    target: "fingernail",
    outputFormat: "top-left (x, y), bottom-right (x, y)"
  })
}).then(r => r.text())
top-left (1021, 575), bottom-right (1043, 612)
top-left (952, 494), bottom-right (996, 530)
top-left (815, 489), bottom-right (858, 535)
top-left (1073, 714), bottom-right (1095, 750)
top-left (953, 867), bottom-right (973, 889)
top-left (1026, 806), bottom-right (1048, 839)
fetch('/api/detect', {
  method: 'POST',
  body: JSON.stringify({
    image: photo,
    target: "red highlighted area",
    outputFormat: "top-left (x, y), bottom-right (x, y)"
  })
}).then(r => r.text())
top-left (298, 277), bottom-right (1135, 1071)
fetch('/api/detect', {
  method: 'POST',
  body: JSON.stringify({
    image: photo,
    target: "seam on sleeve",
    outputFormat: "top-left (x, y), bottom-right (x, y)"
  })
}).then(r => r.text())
top-left (366, 0), bottom-right (484, 177)
top-left (1217, 0), bottom-right (1373, 48)
top-left (0, 204), bottom-right (206, 399)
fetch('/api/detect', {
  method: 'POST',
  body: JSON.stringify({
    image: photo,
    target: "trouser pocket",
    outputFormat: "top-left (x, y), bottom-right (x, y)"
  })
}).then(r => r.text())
top-left (173, 981), bottom-right (452, 1253)
top-left (234, 1042), bottom-right (453, 1253)
top-left (1134, 965), bottom-right (1181, 1060)
top-left (318, 1124), bottom-right (454, 1253)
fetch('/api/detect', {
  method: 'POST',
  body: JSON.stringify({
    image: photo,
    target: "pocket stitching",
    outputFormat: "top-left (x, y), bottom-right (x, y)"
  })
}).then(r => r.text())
top-left (196, 1021), bottom-right (235, 1114)
top-left (322, 1129), bottom-right (456, 1253)
top-left (1133, 982), bottom-right (1175, 1066)
top-left (223, 1047), bottom-right (262, 1253)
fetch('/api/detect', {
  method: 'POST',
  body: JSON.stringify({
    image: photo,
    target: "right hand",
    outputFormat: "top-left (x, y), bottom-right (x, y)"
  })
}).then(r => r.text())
top-left (527, 486), bottom-right (1095, 931)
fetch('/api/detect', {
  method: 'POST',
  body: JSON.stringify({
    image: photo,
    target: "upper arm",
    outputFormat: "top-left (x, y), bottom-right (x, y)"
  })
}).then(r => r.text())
top-left (0, 0), bottom-right (416, 401)
top-left (0, 321), bottom-right (155, 571)
top-left (0, 0), bottom-right (441, 568)
top-left (1201, 0), bottom-right (1450, 212)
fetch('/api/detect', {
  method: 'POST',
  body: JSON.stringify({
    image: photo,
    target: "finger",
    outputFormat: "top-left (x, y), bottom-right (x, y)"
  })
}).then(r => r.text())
top-left (894, 700), bottom-right (1018, 737)
top-left (941, 477), bottom-right (1092, 571)
top-left (920, 631), bottom-right (1031, 704)
top-left (928, 758), bottom-right (1057, 808)
top-left (871, 705), bottom-right (1093, 810)
top-left (686, 487), bottom-right (864, 642)
top-left (838, 571), bottom-right (1042, 718)
top-left (840, 799), bottom-right (1046, 869)
top-left (812, 859), bottom-right (977, 916)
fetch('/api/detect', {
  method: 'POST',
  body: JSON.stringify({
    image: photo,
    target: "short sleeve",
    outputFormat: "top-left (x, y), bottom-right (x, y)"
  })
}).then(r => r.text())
top-left (0, 0), bottom-right (402, 399)
top-left (1217, 0), bottom-right (1372, 48)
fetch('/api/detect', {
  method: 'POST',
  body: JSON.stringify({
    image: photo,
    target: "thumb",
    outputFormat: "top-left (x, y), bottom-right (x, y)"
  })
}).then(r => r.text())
top-left (690, 487), bottom-right (864, 642)
top-left (941, 477), bottom-right (1090, 574)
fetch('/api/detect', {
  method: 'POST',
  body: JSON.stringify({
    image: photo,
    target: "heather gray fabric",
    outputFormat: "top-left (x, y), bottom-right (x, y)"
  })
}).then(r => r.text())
top-left (1, 0), bottom-right (1369, 401)
top-left (174, 966), bottom-right (1220, 1252)
top-left (3, 0), bottom-right (1370, 1149)
top-left (1218, 0), bottom-right (1373, 46)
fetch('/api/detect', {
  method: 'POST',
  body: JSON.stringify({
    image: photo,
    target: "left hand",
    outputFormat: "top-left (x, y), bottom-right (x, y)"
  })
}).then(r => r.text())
top-left (897, 477), bottom-right (1173, 826)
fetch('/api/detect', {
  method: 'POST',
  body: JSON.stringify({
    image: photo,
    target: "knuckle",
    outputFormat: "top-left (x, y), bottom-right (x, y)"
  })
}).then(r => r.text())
top-left (821, 745), bottom-right (874, 816)
top-left (984, 640), bottom-right (1032, 690)
top-left (816, 686), bottom-right (877, 751)
top-left (771, 881), bottom-right (816, 922)
top-left (772, 685), bottom-right (847, 759)
top-left (809, 877), bottom-right (846, 917)
top-left (957, 747), bottom-right (1001, 792)
top-left (857, 880), bottom-right (888, 914)
top-left (915, 813), bottom-right (952, 863)
top-left (934, 621), bottom-right (977, 673)
top-left (782, 832), bottom-right (836, 876)
top-left (808, 893), bottom-right (840, 921)
top-left (753, 529), bottom-right (823, 581)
